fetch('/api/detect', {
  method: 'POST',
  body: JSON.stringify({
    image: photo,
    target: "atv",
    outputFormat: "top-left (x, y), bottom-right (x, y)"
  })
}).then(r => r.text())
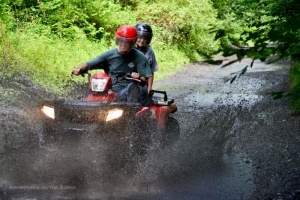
top-left (38, 70), bottom-right (179, 163)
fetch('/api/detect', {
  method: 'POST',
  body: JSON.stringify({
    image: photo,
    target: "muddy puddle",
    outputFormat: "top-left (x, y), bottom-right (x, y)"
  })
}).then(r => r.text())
top-left (1, 58), bottom-right (299, 199)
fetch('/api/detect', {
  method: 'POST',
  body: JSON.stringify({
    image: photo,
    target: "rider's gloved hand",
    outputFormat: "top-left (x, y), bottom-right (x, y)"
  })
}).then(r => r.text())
top-left (148, 90), bottom-right (154, 96)
top-left (72, 68), bottom-right (81, 76)
top-left (131, 72), bottom-right (140, 79)
top-left (72, 63), bottom-right (88, 76)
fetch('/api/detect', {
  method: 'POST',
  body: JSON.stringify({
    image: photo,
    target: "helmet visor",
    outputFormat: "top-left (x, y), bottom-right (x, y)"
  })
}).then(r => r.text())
top-left (137, 31), bottom-right (152, 44)
top-left (116, 37), bottom-right (136, 51)
top-left (138, 34), bottom-right (152, 41)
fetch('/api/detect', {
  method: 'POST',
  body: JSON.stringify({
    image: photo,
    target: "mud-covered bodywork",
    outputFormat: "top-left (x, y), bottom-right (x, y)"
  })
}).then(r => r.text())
top-left (39, 100), bottom-right (178, 153)
top-left (42, 101), bottom-right (140, 124)
top-left (39, 71), bottom-right (179, 157)
top-left (40, 100), bottom-right (145, 138)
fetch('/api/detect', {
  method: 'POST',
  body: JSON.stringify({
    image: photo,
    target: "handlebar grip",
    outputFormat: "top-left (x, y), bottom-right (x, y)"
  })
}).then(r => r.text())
top-left (79, 68), bottom-right (88, 75)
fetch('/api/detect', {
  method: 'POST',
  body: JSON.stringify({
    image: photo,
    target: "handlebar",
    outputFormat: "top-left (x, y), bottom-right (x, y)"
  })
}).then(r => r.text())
top-left (124, 73), bottom-right (141, 82)
top-left (113, 72), bottom-right (141, 85)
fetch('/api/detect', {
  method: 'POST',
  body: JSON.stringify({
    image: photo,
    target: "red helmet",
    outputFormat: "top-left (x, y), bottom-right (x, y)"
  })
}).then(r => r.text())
top-left (116, 25), bottom-right (138, 40)
top-left (116, 25), bottom-right (137, 50)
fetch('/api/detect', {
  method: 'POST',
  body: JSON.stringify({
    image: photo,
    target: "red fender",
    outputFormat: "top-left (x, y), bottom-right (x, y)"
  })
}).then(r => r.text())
top-left (137, 104), bottom-right (177, 129)
top-left (85, 91), bottom-right (117, 102)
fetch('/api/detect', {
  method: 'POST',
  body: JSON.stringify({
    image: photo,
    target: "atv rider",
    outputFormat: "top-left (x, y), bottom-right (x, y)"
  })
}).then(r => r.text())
top-left (134, 23), bottom-right (159, 113)
top-left (72, 25), bottom-right (152, 105)
top-left (134, 22), bottom-right (158, 92)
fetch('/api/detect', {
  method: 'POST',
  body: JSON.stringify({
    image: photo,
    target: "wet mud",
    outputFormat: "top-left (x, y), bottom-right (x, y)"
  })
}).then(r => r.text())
top-left (0, 58), bottom-right (300, 199)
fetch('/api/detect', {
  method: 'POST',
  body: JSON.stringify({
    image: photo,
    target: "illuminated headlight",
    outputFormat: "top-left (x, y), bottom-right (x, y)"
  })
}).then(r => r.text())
top-left (41, 105), bottom-right (55, 119)
top-left (106, 109), bottom-right (123, 121)
top-left (92, 78), bottom-right (107, 92)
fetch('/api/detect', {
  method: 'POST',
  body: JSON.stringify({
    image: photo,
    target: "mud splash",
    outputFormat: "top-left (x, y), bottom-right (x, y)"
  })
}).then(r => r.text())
top-left (1, 59), bottom-right (300, 199)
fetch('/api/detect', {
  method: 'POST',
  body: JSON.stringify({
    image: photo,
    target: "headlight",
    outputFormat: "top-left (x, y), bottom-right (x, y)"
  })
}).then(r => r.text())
top-left (41, 105), bottom-right (55, 119)
top-left (92, 78), bottom-right (107, 92)
top-left (106, 109), bottom-right (123, 121)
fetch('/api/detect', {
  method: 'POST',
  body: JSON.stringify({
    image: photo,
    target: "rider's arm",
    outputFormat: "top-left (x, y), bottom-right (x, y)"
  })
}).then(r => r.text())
top-left (72, 49), bottom-right (113, 75)
top-left (132, 72), bottom-right (151, 92)
top-left (131, 73), bottom-right (148, 87)
top-left (140, 76), bottom-right (147, 84)
top-left (72, 63), bottom-right (88, 75)
top-left (147, 74), bottom-right (154, 93)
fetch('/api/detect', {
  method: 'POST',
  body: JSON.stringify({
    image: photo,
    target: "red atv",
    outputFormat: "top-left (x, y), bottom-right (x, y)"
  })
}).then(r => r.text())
top-left (39, 70), bottom-right (179, 156)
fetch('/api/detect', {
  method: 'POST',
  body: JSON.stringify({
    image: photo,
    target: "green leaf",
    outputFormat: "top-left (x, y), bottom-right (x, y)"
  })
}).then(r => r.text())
top-left (271, 91), bottom-right (285, 100)
top-left (238, 65), bottom-right (248, 77)
top-left (250, 59), bottom-right (255, 68)
top-left (230, 75), bottom-right (237, 84)
top-left (221, 59), bottom-right (239, 68)
top-left (214, 29), bottom-right (225, 40)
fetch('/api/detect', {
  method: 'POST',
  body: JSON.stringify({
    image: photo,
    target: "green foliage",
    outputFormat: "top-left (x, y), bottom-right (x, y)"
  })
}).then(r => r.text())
top-left (153, 46), bottom-right (189, 80)
top-left (210, 0), bottom-right (300, 114)
top-left (0, 29), bottom-right (109, 92)
top-left (0, 0), bottom-right (218, 94)
top-left (210, 0), bottom-right (300, 64)
top-left (0, 26), bottom-right (188, 92)
top-left (1, 0), bottom-right (138, 41)
top-left (135, 0), bottom-right (218, 60)
top-left (272, 64), bottom-right (300, 115)
top-left (0, 2), bottom-right (16, 30)
top-left (287, 62), bottom-right (300, 114)
top-left (1, 0), bottom-right (218, 58)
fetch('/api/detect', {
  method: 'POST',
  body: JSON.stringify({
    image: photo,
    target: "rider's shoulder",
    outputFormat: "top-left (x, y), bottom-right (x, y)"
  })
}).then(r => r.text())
top-left (146, 46), bottom-right (155, 54)
top-left (108, 48), bottom-right (119, 53)
top-left (131, 48), bottom-right (146, 58)
top-left (101, 48), bottom-right (118, 55)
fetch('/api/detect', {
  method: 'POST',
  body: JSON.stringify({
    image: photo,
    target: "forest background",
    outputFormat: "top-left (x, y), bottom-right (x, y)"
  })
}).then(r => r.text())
top-left (1, 0), bottom-right (300, 112)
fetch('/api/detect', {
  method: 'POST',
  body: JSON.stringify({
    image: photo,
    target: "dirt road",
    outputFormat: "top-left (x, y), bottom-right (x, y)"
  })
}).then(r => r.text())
top-left (0, 58), bottom-right (300, 199)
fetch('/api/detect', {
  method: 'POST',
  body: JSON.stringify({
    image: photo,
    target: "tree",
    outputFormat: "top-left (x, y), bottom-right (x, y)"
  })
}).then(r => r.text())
top-left (208, 0), bottom-right (300, 113)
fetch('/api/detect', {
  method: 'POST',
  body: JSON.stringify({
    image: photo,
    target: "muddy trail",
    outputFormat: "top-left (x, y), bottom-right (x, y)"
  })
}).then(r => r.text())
top-left (0, 58), bottom-right (300, 200)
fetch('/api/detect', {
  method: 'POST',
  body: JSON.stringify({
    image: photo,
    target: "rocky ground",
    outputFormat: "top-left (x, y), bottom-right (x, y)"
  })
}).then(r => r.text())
top-left (154, 57), bottom-right (300, 199)
top-left (0, 57), bottom-right (300, 199)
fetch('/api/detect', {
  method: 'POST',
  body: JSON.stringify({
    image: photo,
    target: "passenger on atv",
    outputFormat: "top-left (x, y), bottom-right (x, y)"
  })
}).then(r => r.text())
top-left (134, 22), bottom-right (158, 90)
top-left (72, 25), bottom-right (152, 106)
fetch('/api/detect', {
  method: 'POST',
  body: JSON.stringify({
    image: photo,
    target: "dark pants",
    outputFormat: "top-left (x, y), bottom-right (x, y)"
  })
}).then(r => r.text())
top-left (116, 83), bottom-right (149, 106)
